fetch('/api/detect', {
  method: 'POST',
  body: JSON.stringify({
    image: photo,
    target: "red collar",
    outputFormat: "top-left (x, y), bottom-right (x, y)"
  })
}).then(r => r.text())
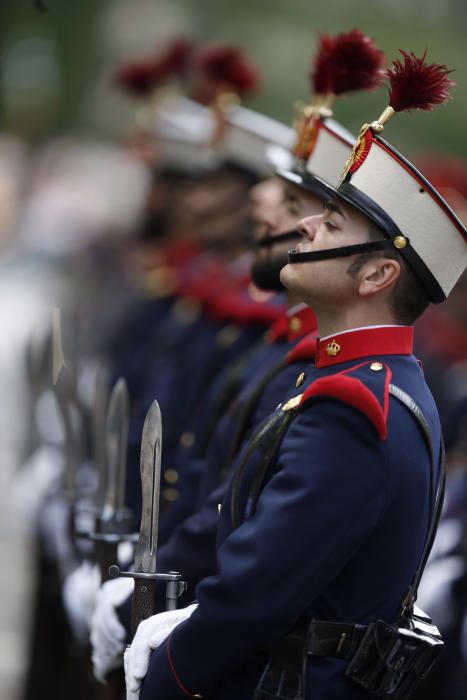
top-left (266, 305), bottom-right (318, 344)
top-left (315, 326), bottom-right (414, 368)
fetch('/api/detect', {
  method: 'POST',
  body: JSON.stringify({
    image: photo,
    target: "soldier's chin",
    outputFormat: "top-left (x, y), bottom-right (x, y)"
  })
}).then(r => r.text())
top-left (279, 262), bottom-right (295, 291)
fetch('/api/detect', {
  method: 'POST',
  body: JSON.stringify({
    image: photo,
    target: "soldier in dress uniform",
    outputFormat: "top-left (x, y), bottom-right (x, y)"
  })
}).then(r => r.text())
top-left (90, 30), bottom-right (386, 683)
top-left (151, 26), bottom-right (388, 559)
top-left (96, 45), bottom-right (277, 527)
top-left (123, 48), bottom-right (467, 700)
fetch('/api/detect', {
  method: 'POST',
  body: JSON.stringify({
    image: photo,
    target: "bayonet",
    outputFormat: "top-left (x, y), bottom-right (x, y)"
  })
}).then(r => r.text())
top-left (133, 399), bottom-right (162, 575)
top-left (23, 330), bottom-right (52, 459)
top-left (53, 315), bottom-right (87, 501)
top-left (92, 366), bottom-right (110, 513)
top-left (110, 400), bottom-right (186, 638)
top-left (101, 378), bottom-right (129, 526)
top-left (54, 365), bottom-right (77, 496)
top-left (91, 378), bottom-right (136, 581)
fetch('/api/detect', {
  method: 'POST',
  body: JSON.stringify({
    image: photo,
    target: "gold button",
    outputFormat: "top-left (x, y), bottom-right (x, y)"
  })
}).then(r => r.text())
top-left (163, 488), bottom-right (179, 502)
top-left (172, 298), bottom-right (202, 325)
top-left (164, 468), bottom-right (179, 484)
top-left (370, 362), bottom-right (383, 371)
top-left (295, 372), bottom-right (305, 387)
top-left (394, 235), bottom-right (407, 249)
top-left (289, 317), bottom-right (301, 333)
top-left (140, 266), bottom-right (179, 298)
top-left (216, 324), bottom-right (241, 347)
top-left (180, 431), bottom-right (195, 448)
top-left (282, 394), bottom-right (303, 412)
top-left (326, 339), bottom-right (341, 357)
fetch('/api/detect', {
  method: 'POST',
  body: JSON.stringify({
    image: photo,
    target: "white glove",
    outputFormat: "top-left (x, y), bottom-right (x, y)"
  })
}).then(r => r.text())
top-left (12, 445), bottom-right (63, 532)
top-left (91, 576), bottom-right (134, 683)
top-left (39, 494), bottom-right (77, 577)
top-left (124, 604), bottom-right (198, 699)
top-left (62, 560), bottom-right (101, 644)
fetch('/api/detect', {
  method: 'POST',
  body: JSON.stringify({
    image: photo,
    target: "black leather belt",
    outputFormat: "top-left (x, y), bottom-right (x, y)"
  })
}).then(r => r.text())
top-left (306, 621), bottom-right (368, 660)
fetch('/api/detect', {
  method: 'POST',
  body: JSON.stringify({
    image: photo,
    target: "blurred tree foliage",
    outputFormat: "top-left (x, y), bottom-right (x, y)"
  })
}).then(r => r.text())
top-left (0, 0), bottom-right (466, 156)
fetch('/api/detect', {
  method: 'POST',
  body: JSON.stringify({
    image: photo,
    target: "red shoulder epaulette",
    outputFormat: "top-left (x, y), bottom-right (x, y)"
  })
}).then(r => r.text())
top-left (208, 288), bottom-right (284, 326)
top-left (298, 361), bottom-right (392, 439)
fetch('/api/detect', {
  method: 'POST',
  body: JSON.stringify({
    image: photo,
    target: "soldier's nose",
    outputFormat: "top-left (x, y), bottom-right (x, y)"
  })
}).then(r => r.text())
top-left (297, 214), bottom-right (320, 241)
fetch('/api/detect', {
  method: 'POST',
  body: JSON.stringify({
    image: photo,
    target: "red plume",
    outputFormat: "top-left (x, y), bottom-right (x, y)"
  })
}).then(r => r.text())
top-left (114, 60), bottom-right (159, 97)
top-left (114, 38), bottom-right (194, 97)
top-left (310, 30), bottom-right (384, 96)
top-left (328, 29), bottom-right (385, 94)
top-left (152, 37), bottom-right (193, 80)
top-left (310, 34), bottom-right (336, 94)
top-left (386, 49), bottom-right (455, 112)
top-left (196, 44), bottom-right (259, 101)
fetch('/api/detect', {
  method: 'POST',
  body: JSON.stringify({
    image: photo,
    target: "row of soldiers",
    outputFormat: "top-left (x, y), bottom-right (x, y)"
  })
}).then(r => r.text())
top-left (17, 29), bottom-right (467, 700)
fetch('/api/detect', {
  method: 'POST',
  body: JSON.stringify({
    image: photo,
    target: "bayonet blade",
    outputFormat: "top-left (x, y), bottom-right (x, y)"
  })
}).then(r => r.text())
top-left (107, 400), bottom-right (184, 634)
top-left (54, 365), bottom-right (76, 495)
top-left (134, 400), bottom-right (162, 575)
top-left (101, 378), bottom-right (129, 525)
top-left (92, 366), bottom-right (110, 512)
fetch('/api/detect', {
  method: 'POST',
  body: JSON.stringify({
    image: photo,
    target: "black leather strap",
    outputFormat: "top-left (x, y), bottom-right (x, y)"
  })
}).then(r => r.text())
top-left (388, 384), bottom-right (446, 611)
top-left (288, 239), bottom-right (394, 264)
top-left (230, 409), bottom-right (294, 529)
top-left (225, 357), bottom-right (287, 474)
top-left (307, 621), bottom-right (367, 660)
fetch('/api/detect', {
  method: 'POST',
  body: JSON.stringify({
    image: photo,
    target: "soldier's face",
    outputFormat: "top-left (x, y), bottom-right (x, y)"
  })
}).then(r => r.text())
top-left (280, 198), bottom-right (370, 306)
top-left (251, 179), bottom-right (323, 235)
top-left (170, 168), bottom-right (253, 246)
top-left (250, 179), bottom-right (324, 290)
top-left (251, 180), bottom-right (322, 247)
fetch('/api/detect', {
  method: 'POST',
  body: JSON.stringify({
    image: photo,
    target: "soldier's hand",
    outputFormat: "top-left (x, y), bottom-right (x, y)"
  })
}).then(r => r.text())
top-left (62, 560), bottom-right (101, 643)
top-left (124, 604), bottom-right (198, 698)
top-left (91, 576), bottom-right (134, 683)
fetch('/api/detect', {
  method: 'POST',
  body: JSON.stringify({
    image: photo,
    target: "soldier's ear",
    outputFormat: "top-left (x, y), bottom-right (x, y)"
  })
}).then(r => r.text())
top-left (358, 257), bottom-right (401, 299)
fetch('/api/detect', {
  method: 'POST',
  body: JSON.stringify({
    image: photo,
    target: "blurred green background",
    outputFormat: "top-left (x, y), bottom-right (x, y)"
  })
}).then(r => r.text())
top-left (1, 0), bottom-right (466, 156)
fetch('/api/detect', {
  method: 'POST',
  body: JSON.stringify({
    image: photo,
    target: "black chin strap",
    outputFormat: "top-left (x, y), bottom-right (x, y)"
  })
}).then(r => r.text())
top-left (256, 229), bottom-right (301, 249)
top-left (288, 239), bottom-right (397, 264)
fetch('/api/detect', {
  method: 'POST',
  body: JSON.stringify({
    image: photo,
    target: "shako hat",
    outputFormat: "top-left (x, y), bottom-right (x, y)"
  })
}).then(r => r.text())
top-left (333, 49), bottom-right (467, 302)
top-left (113, 38), bottom-right (221, 173)
top-left (278, 29), bottom-right (385, 197)
top-left (151, 94), bottom-right (221, 174)
top-left (219, 105), bottom-right (295, 176)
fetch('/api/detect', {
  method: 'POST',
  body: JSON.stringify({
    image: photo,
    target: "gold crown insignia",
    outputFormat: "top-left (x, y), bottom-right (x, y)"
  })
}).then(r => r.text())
top-left (326, 339), bottom-right (341, 357)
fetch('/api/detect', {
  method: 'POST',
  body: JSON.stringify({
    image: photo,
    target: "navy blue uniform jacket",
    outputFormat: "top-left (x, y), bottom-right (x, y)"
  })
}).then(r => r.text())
top-left (140, 325), bottom-right (442, 700)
